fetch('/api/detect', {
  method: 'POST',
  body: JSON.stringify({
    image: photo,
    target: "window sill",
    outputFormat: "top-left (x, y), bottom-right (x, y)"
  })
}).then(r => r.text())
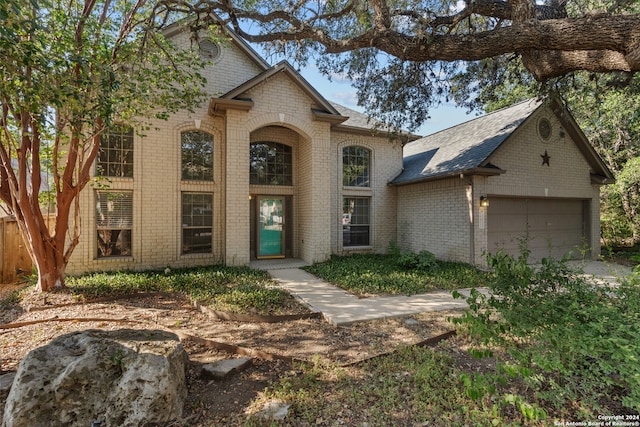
top-left (342, 246), bottom-right (372, 251)
top-left (342, 186), bottom-right (371, 191)
top-left (94, 256), bottom-right (134, 262)
top-left (180, 252), bottom-right (215, 258)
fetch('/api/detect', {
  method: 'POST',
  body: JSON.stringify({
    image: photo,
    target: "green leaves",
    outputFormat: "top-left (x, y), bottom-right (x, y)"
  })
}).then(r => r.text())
top-left (65, 265), bottom-right (298, 315)
top-left (457, 251), bottom-right (640, 415)
top-left (304, 253), bottom-right (490, 296)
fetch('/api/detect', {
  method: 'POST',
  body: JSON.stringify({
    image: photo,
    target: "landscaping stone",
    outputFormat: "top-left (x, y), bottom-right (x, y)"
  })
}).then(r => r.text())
top-left (255, 400), bottom-right (290, 420)
top-left (0, 372), bottom-right (15, 399)
top-left (201, 357), bottom-right (252, 379)
top-left (2, 329), bottom-right (188, 427)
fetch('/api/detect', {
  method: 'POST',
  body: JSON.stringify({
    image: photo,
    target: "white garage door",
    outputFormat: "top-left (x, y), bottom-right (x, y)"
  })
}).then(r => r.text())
top-left (487, 198), bottom-right (586, 262)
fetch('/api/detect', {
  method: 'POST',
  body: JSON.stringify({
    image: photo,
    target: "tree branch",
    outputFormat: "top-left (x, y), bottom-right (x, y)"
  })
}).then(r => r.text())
top-left (179, 0), bottom-right (639, 80)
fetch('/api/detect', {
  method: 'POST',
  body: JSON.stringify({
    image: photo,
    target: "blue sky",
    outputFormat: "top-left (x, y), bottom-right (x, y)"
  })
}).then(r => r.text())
top-left (295, 63), bottom-right (475, 137)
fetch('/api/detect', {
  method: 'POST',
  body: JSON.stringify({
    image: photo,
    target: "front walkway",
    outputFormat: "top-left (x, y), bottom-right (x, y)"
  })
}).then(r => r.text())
top-left (258, 259), bottom-right (635, 326)
top-left (267, 268), bottom-right (486, 326)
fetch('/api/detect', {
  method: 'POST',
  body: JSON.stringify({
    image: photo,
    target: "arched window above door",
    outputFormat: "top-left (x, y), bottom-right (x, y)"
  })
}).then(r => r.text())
top-left (250, 141), bottom-right (293, 186)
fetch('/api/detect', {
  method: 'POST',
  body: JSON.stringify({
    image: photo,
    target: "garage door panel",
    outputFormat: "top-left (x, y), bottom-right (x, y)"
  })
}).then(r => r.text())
top-left (487, 198), bottom-right (585, 262)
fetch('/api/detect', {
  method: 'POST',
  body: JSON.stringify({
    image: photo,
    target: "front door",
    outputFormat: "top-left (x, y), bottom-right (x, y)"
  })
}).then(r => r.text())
top-left (257, 197), bottom-right (285, 258)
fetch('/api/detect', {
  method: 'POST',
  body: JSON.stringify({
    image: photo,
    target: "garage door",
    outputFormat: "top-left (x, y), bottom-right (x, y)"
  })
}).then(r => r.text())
top-left (487, 198), bottom-right (586, 262)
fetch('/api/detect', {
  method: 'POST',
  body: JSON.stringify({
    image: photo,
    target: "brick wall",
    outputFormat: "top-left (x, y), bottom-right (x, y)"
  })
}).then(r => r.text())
top-left (331, 133), bottom-right (403, 255)
top-left (396, 178), bottom-right (471, 262)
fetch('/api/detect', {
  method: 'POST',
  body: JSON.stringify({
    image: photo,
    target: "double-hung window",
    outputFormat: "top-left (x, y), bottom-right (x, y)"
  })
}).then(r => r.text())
top-left (182, 193), bottom-right (213, 254)
top-left (96, 191), bottom-right (133, 258)
top-left (342, 145), bottom-right (371, 247)
top-left (342, 197), bottom-right (370, 247)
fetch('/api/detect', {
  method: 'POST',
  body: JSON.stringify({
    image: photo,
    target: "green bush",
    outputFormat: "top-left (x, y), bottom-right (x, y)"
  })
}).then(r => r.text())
top-left (453, 251), bottom-right (640, 415)
top-left (398, 250), bottom-right (439, 272)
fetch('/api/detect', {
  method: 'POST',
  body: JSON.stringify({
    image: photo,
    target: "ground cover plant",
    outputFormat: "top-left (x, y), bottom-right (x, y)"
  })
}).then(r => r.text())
top-left (244, 346), bottom-right (512, 427)
top-left (304, 251), bottom-right (490, 296)
top-left (4, 265), bottom-right (303, 316)
top-left (452, 250), bottom-right (640, 419)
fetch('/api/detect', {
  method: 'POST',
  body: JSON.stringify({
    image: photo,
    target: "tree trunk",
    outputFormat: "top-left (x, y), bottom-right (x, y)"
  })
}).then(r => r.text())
top-left (33, 246), bottom-right (66, 292)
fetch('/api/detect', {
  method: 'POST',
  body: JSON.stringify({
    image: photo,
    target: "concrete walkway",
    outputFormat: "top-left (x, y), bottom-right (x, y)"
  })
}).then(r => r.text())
top-left (257, 259), bottom-right (635, 326)
top-left (267, 268), bottom-right (486, 326)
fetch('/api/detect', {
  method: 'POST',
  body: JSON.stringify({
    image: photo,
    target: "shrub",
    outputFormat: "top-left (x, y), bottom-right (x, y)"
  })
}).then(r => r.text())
top-left (398, 250), bottom-right (438, 272)
top-left (453, 251), bottom-right (640, 415)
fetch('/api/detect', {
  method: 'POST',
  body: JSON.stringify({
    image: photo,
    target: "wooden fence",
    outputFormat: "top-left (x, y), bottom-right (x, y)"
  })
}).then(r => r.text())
top-left (0, 215), bottom-right (56, 284)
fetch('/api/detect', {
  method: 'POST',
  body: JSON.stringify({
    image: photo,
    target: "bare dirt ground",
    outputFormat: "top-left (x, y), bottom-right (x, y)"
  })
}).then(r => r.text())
top-left (0, 287), bottom-right (465, 426)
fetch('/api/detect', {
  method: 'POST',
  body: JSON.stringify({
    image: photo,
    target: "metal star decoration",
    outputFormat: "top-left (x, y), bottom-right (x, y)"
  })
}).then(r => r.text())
top-left (541, 150), bottom-right (551, 166)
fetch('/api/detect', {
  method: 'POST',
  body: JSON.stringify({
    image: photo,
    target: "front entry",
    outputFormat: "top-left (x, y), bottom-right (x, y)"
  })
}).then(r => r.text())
top-left (256, 196), bottom-right (285, 259)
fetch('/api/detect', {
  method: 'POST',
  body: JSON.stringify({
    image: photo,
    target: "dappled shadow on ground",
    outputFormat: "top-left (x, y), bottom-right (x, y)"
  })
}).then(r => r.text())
top-left (0, 292), bottom-right (459, 424)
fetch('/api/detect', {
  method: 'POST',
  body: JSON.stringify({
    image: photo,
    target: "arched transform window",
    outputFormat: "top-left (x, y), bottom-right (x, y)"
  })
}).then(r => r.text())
top-left (181, 130), bottom-right (213, 181)
top-left (342, 146), bottom-right (370, 187)
top-left (250, 142), bottom-right (292, 186)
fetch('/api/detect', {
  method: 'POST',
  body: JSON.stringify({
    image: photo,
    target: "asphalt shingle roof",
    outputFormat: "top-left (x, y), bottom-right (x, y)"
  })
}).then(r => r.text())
top-left (392, 99), bottom-right (542, 185)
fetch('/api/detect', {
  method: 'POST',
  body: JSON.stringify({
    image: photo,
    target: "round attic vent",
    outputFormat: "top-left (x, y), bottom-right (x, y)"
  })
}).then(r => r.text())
top-left (199, 40), bottom-right (220, 61)
top-left (538, 117), bottom-right (552, 140)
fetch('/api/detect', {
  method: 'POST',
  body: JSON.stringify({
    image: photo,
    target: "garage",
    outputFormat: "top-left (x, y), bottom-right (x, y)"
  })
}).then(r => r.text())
top-left (487, 197), bottom-right (588, 262)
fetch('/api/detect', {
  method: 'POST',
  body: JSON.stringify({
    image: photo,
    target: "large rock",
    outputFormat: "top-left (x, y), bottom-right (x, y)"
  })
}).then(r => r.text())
top-left (3, 329), bottom-right (188, 427)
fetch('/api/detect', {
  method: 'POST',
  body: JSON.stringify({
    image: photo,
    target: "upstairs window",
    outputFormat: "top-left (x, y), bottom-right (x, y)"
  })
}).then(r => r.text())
top-left (250, 142), bottom-right (292, 186)
top-left (97, 124), bottom-right (134, 178)
top-left (342, 146), bottom-right (370, 187)
top-left (182, 130), bottom-right (213, 181)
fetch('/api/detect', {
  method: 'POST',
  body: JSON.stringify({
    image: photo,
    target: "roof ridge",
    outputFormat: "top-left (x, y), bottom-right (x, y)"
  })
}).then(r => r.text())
top-left (421, 98), bottom-right (541, 139)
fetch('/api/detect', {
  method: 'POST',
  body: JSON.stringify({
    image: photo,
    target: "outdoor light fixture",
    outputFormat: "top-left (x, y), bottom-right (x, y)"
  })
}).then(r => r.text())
top-left (480, 195), bottom-right (489, 207)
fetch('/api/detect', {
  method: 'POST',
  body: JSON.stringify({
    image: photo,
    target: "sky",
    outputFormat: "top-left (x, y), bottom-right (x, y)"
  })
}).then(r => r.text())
top-left (294, 62), bottom-right (475, 137)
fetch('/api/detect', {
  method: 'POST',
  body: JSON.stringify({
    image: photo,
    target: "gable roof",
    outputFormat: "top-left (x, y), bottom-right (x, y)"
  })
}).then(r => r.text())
top-left (390, 98), bottom-right (614, 186)
top-left (210, 61), bottom-right (419, 140)
top-left (215, 61), bottom-right (342, 118)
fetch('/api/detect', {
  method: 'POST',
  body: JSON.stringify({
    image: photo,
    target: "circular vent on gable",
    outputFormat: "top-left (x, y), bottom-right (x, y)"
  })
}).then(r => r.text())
top-left (199, 40), bottom-right (220, 61)
top-left (538, 117), bottom-right (552, 140)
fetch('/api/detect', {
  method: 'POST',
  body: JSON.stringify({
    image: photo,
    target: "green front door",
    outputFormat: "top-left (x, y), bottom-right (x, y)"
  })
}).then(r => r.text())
top-left (257, 197), bottom-right (285, 258)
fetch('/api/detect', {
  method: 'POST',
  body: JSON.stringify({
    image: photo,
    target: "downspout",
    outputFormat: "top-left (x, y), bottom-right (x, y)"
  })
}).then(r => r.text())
top-left (460, 174), bottom-right (475, 265)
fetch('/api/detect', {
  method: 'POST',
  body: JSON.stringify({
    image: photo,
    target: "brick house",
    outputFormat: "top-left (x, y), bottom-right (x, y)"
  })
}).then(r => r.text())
top-left (66, 25), bottom-right (613, 275)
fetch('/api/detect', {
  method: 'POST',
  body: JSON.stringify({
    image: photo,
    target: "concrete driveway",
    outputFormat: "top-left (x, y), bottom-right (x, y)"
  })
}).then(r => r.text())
top-left (567, 260), bottom-right (635, 286)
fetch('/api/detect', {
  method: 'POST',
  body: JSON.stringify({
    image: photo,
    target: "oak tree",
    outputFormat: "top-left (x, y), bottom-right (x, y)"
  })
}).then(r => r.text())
top-left (172, 0), bottom-right (640, 129)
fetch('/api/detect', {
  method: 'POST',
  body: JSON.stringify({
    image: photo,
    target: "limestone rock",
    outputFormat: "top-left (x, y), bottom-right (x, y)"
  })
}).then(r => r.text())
top-left (201, 357), bottom-right (252, 379)
top-left (2, 329), bottom-right (188, 427)
top-left (0, 372), bottom-right (15, 399)
top-left (255, 400), bottom-right (290, 420)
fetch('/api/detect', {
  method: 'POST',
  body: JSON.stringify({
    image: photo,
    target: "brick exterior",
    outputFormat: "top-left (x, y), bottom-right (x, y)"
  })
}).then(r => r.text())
top-left (397, 178), bottom-right (472, 262)
top-left (66, 29), bottom-right (401, 275)
top-left (396, 105), bottom-right (603, 267)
